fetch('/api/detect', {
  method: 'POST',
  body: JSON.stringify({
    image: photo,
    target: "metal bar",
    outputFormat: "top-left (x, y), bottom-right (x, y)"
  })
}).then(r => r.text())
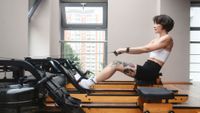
top-left (190, 54), bottom-right (200, 55)
top-left (190, 27), bottom-right (200, 30)
top-left (64, 52), bottom-right (104, 54)
top-left (190, 62), bottom-right (200, 64)
top-left (28, 0), bottom-right (42, 22)
top-left (190, 71), bottom-right (200, 73)
top-left (60, 40), bottom-right (107, 43)
top-left (60, 0), bottom-right (108, 3)
top-left (190, 41), bottom-right (200, 43)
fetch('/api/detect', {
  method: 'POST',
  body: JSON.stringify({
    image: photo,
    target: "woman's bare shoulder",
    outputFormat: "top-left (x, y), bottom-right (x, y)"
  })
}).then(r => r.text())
top-left (161, 35), bottom-right (173, 42)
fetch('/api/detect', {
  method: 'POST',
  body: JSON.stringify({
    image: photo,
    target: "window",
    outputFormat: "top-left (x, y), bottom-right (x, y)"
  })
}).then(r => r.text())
top-left (60, 2), bottom-right (107, 74)
top-left (190, 2), bottom-right (200, 81)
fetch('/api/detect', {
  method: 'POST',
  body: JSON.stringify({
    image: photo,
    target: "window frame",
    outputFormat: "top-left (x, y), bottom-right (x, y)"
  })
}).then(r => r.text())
top-left (60, 2), bottom-right (108, 70)
top-left (60, 2), bottom-right (107, 30)
top-left (190, 2), bottom-right (200, 80)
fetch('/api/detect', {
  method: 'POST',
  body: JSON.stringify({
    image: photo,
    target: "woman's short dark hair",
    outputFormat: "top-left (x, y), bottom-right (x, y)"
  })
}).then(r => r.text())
top-left (153, 15), bottom-right (174, 32)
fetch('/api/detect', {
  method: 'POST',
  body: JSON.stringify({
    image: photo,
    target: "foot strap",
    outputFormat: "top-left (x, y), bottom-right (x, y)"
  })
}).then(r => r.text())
top-left (77, 76), bottom-right (85, 83)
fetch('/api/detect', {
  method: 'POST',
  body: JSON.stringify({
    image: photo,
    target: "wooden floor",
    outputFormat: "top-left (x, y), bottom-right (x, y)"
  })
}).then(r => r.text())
top-left (163, 81), bottom-right (200, 107)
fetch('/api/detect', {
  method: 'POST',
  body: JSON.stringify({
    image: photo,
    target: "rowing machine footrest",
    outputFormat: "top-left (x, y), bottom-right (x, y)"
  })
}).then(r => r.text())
top-left (68, 96), bottom-right (82, 105)
top-left (137, 87), bottom-right (174, 102)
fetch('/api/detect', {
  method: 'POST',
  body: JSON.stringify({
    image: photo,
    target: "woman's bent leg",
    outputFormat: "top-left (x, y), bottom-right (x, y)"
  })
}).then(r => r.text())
top-left (79, 60), bottom-right (137, 89)
top-left (95, 60), bottom-right (125, 82)
top-left (79, 60), bottom-right (124, 89)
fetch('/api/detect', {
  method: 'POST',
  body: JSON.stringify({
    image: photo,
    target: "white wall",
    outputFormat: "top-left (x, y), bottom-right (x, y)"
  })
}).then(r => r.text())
top-left (29, 0), bottom-right (60, 58)
top-left (0, 0), bottom-right (28, 59)
top-left (159, 0), bottom-right (190, 82)
top-left (29, 0), bottom-right (51, 57)
top-left (50, 0), bottom-right (61, 57)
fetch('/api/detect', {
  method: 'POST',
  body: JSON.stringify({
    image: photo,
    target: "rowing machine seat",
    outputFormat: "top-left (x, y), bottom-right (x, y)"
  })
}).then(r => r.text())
top-left (137, 87), bottom-right (174, 101)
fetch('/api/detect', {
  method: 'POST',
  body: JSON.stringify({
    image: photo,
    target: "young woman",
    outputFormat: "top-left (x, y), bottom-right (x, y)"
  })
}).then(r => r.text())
top-left (77, 14), bottom-right (174, 89)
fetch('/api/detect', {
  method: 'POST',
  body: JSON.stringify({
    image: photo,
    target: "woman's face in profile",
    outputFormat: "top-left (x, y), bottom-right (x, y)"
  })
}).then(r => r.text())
top-left (153, 23), bottom-right (164, 33)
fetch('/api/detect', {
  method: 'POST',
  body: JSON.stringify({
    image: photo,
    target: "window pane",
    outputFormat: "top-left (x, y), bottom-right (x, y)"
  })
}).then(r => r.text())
top-left (64, 30), bottom-right (105, 41)
top-left (190, 44), bottom-right (200, 54)
top-left (190, 7), bottom-right (200, 27)
top-left (64, 30), bottom-right (106, 74)
top-left (190, 64), bottom-right (200, 72)
top-left (65, 6), bottom-right (103, 24)
top-left (191, 31), bottom-right (200, 41)
top-left (190, 55), bottom-right (200, 63)
top-left (190, 73), bottom-right (200, 81)
top-left (64, 42), bottom-right (105, 73)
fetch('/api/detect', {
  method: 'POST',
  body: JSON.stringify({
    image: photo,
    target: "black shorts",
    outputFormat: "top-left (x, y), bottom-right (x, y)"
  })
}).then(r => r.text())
top-left (135, 60), bottom-right (161, 81)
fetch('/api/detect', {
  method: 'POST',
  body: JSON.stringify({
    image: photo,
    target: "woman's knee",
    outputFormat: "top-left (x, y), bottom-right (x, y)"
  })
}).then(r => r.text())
top-left (110, 60), bottom-right (122, 66)
top-left (123, 64), bottom-right (137, 77)
top-left (110, 60), bottom-right (124, 70)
